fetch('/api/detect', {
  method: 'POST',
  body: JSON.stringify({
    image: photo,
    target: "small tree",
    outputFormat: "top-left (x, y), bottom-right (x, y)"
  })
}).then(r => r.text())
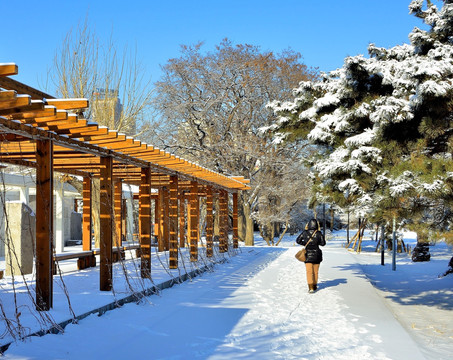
top-left (252, 152), bottom-right (311, 245)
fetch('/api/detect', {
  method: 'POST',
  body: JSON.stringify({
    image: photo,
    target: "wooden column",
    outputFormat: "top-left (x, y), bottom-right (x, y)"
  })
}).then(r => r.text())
top-left (157, 188), bottom-right (164, 252)
top-left (99, 156), bottom-right (113, 291)
top-left (233, 192), bottom-right (239, 249)
top-left (206, 187), bottom-right (214, 257)
top-left (213, 193), bottom-right (220, 240)
top-left (82, 176), bottom-right (92, 251)
top-left (122, 198), bottom-right (127, 241)
top-left (189, 181), bottom-right (199, 261)
top-left (163, 187), bottom-right (170, 251)
top-left (35, 139), bottom-right (53, 310)
top-left (169, 175), bottom-right (179, 269)
top-left (139, 167), bottom-right (151, 278)
top-left (179, 191), bottom-right (186, 248)
top-left (219, 190), bottom-right (228, 253)
top-left (114, 180), bottom-right (123, 247)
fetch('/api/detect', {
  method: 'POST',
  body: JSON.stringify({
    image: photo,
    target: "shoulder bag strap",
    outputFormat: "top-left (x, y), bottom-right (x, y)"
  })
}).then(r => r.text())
top-left (305, 230), bottom-right (317, 247)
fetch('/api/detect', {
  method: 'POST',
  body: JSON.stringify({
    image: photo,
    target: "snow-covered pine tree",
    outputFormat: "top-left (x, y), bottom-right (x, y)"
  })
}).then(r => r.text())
top-left (267, 0), bottom-right (453, 247)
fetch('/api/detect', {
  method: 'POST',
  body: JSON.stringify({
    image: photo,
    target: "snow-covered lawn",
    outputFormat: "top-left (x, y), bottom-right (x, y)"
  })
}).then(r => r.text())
top-left (1, 231), bottom-right (452, 359)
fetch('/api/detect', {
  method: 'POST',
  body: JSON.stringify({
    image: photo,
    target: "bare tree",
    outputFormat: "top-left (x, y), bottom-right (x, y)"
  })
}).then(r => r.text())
top-left (153, 39), bottom-right (317, 245)
top-left (49, 18), bottom-right (155, 246)
top-left (49, 17), bottom-right (154, 136)
top-left (252, 149), bottom-right (312, 245)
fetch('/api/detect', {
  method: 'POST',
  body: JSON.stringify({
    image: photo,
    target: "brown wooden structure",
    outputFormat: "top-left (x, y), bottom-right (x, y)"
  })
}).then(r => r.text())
top-left (0, 63), bottom-right (250, 310)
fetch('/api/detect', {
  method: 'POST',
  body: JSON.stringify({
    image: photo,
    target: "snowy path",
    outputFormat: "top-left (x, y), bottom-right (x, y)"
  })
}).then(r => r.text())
top-left (4, 237), bottom-right (430, 360)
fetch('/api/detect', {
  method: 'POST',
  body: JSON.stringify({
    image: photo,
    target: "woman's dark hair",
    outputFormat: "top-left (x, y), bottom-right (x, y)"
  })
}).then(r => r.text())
top-left (306, 218), bottom-right (319, 231)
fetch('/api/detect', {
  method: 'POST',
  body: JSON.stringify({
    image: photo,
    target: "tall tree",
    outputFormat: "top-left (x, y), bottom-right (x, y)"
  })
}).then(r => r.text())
top-left (268, 0), bottom-right (453, 244)
top-left (153, 39), bottom-right (317, 245)
top-left (49, 18), bottom-right (154, 246)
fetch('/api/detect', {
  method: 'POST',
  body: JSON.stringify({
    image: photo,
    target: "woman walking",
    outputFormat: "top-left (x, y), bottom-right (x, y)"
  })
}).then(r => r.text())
top-left (296, 218), bottom-right (326, 293)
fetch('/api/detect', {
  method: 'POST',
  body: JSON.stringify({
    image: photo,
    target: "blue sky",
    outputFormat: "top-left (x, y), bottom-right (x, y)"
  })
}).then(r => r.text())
top-left (1, 0), bottom-right (443, 93)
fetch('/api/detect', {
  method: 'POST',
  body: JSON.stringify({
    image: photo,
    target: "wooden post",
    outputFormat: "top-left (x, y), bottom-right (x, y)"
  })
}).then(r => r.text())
top-left (189, 181), bottom-right (199, 261)
top-left (35, 139), bottom-right (53, 310)
top-left (232, 192), bottom-right (239, 249)
top-left (156, 189), bottom-right (163, 251)
top-left (99, 156), bottom-right (113, 291)
top-left (179, 191), bottom-right (186, 248)
top-left (206, 187), bottom-right (214, 257)
top-left (163, 187), bottom-right (170, 251)
top-left (213, 193), bottom-right (220, 240)
top-left (122, 198), bottom-right (127, 242)
top-left (114, 180), bottom-right (123, 247)
top-left (82, 177), bottom-right (92, 251)
top-left (139, 167), bottom-right (152, 278)
top-left (219, 190), bottom-right (228, 253)
top-left (169, 175), bottom-right (179, 269)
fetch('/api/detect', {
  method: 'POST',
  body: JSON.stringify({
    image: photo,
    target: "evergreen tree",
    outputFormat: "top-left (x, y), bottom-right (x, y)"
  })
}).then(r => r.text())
top-left (267, 0), bottom-right (453, 244)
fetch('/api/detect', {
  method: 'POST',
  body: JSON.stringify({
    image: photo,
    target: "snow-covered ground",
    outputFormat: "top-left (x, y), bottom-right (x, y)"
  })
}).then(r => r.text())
top-left (1, 230), bottom-right (453, 359)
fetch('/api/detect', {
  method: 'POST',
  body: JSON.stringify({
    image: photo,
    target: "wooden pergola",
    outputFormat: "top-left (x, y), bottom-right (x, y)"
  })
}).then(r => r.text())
top-left (0, 63), bottom-right (250, 310)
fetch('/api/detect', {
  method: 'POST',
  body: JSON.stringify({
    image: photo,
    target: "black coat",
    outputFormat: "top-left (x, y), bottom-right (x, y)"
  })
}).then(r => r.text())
top-left (296, 229), bottom-right (326, 264)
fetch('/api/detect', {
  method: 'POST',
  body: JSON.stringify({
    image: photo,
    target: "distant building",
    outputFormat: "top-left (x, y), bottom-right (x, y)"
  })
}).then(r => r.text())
top-left (92, 88), bottom-right (133, 133)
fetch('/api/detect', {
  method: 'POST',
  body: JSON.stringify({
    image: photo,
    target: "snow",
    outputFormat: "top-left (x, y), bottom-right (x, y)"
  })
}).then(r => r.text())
top-left (313, 93), bottom-right (340, 110)
top-left (418, 80), bottom-right (449, 97)
top-left (1, 231), bottom-right (452, 359)
top-left (344, 129), bottom-right (376, 147)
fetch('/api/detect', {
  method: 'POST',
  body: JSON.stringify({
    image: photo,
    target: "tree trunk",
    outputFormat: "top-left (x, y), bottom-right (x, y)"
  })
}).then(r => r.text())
top-left (238, 194), bottom-right (254, 245)
top-left (330, 207), bottom-right (334, 231)
top-left (266, 222), bottom-right (274, 246)
top-left (245, 215), bottom-right (254, 246)
top-left (259, 224), bottom-right (271, 246)
top-left (273, 222), bottom-right (279, 239)
top-left (241, 202), bottom-right (254, 246)
top-left (275, 221), bottom-right (289, 246)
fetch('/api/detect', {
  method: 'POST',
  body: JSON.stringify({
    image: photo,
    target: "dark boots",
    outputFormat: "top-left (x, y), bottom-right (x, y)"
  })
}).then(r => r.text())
top-left (308, 284), bottom-right (318, 293)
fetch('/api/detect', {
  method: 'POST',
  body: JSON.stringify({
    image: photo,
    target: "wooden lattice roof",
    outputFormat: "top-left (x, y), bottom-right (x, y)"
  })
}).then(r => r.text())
top-left (0, 63), bottom-right (250, 191)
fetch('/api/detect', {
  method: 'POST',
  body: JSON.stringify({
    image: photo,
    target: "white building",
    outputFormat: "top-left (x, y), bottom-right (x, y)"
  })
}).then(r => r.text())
top-left (0, 172), bottom-right (82, 257)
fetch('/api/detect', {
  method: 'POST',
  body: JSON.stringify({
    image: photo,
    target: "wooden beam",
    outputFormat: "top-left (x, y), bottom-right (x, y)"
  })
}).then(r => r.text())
top-left (32, 110), bottom-right (68, 123)
top-left (45, 98), bottom-right (89, 111)
top-left (82, 177), bottom-right (92, 251)
top-left (169, 175), bottom-right (179, 269)
top-left (6, 104), bottom-right (54, 120)
top-left (0, 90), bottom-right (16, 100)
top-left (99, 156), bottom-right (113, 291)
top-left (0, 94), bottom-right (30, 110)
top-left (139, 167), bottom-right (151, 278)
top-left (35, 139), bottom-right (53, 310)
top-left (189, 181), bottom-right (199, 261)
top-left (0, 76), bottom-right (55, 99)
top-left (0, 64), bottom-right (18, 77)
